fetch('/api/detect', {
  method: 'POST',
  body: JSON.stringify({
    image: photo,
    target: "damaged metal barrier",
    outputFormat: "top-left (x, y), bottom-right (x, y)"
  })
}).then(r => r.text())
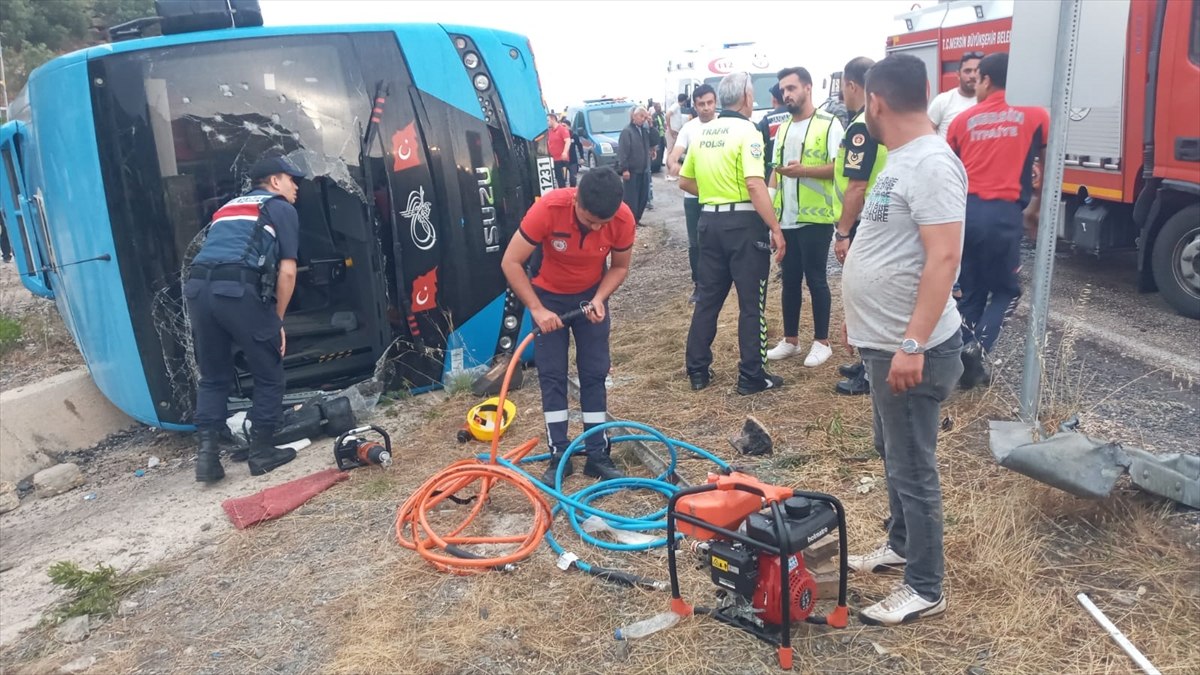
top-left (989, 417), bottom-right (1200, 508)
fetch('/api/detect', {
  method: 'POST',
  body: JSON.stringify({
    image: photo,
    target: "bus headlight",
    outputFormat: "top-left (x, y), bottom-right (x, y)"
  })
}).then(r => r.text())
top-left (473, 73), bottom-right (491, 91)
top-left (599, 143), bottom-right (614, 155)
top-left (499, 336), bottom-right (513, 350)
top-left (503, 315), bottom-right (519, 330)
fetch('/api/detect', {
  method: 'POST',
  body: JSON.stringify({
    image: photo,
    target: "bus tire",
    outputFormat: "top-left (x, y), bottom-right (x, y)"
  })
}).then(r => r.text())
top-left (1151, 204), bottom-right (1200, 320)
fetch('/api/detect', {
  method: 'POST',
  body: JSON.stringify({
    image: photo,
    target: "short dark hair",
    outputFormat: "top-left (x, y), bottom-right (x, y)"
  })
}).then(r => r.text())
top-left (576, 167), bottom-right (623, 220)
top-left (961, 51), bottom-right (985, 66)
top-left (677, 93), bottom-right (688, 104)
top-left (776, 66), bottom-right (812, 87)
top-left (865, 54), bottom-right (928, 113)
top-left (978, 52), bottom-right (1008, 89)
top-left (692, 84), bottom-right (716, 102)
top-left (843, 57), bottom-right (874, 87)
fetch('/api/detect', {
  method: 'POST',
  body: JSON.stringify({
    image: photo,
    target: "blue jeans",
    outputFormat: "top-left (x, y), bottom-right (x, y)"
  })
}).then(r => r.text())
top-left (861, 332), bottom-right (963, 601)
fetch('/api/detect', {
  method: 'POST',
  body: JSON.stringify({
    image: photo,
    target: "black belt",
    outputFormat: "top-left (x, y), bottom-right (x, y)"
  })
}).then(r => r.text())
top-left (189, 265), bottom-right (260, 283)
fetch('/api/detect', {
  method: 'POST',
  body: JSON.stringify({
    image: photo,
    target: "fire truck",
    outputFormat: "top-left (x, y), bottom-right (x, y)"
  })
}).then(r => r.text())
top-left (887, 0), bottom-right (1200, 320)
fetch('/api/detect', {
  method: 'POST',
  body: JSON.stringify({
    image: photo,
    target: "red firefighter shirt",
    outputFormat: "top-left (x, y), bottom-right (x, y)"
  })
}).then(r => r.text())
top-left (946, 94), bottom-right (1050, 204)
top-left (519, 189), bottom-right (635, 295)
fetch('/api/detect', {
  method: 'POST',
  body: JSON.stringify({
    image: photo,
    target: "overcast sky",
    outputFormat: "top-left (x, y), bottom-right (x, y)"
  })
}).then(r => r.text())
top-left (260, 0), bottom-right (915, 109)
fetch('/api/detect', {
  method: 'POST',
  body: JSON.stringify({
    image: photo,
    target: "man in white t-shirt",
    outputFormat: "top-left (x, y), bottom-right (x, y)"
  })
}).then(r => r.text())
top-left (667, 84), bottom-right (718, 302)
top-left (927, 51), bottom-right (981, 138)
top-left (664, 93), bottom-right (690, 176)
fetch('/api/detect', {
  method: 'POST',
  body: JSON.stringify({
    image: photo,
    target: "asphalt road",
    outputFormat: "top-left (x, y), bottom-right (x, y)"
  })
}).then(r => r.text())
top-left (646, 174), bottom-right (1199, 457)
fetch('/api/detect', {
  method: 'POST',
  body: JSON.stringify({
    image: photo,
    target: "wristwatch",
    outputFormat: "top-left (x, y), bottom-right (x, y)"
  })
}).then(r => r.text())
top-left (834, 230), bottom-right (852, 241)
top-left (900, 338), bottom-right (923, 354)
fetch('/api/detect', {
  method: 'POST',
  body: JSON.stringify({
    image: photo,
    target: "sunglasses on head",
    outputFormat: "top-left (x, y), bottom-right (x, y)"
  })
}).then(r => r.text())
top-left (962, 51), bottom-right (985, 61)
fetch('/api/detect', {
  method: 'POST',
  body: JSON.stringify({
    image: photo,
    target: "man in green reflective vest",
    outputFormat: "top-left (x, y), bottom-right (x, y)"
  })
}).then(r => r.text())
top-left (766, 67), bottom-right (845, 369)
top-left (833, 56), bottom-right (888, 396)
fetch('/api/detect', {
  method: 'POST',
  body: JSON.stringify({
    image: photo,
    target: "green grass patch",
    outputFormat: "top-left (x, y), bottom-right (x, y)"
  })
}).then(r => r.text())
top-left (0, 313), bottom-right (22, 357)
top-left (44, 561), bottom-right (161, 623)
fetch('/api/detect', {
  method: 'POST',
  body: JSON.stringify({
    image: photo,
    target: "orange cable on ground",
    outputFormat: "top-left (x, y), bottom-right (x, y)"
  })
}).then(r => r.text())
top-left (395, 332), bottom-right (553, 574)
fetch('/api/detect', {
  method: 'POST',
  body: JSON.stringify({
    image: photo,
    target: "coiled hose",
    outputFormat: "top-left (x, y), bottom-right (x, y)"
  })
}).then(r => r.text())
top-left (395, 306), bottom-right (730, 579)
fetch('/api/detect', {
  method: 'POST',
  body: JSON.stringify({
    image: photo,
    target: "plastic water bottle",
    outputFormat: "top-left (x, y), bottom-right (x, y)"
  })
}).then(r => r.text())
top-left (614, 611), bottom-right (680, 640)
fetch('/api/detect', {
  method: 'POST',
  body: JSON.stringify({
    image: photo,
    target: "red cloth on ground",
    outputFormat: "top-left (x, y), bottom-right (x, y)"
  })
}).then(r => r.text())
top-left (221, 468), bottom-right (348, 530)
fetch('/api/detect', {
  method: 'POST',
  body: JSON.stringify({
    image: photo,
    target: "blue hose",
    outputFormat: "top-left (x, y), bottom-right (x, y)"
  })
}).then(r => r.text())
top-left (477, 420), bottom-right (731, 579)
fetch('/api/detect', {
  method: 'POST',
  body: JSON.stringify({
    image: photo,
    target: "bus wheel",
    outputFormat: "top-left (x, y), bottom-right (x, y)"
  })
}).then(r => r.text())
top-left (1151, 204), bottom-right (1200, 320)
top-left (587, 152), bottom-right (597, 170)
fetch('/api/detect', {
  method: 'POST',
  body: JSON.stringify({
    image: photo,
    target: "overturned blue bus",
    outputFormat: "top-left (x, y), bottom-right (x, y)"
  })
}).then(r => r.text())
top-left (0, 6), bottom-right (556, 430)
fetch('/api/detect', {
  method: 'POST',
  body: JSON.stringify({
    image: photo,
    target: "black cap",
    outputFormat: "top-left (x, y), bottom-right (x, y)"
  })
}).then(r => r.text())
top-left (769, 84), bottom-right (783, 101)
top-left (249, 155), bottom-right (305, 181)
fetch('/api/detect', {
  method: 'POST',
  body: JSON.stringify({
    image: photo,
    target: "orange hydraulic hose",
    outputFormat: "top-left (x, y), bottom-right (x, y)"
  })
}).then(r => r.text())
top-left (396, 331), bottom-right (554, 574)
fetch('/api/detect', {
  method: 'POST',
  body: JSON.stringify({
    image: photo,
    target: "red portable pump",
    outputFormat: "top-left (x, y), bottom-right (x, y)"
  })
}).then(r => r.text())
top-left (666, 472), bottom-right (849, 671)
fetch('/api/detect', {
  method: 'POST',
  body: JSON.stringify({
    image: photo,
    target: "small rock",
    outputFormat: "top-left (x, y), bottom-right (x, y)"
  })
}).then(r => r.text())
top-left (841, 635), bottom-right (853, 644)
top-left (184, 647), bottom-right (194, 656)
top-left (83, 493), bottom-right (97, 501)
top-left (57, 654), bottom-right (96, 674)
top-left (613, 640), bottom-right (631, 661)
top-left (0, 481), bottom-right (20, 513)
top-left (147, 456), bottom-right (161, 469)
top-left (0, 560), bottom-right (17, 573)
top-left (117, 600), bottom-right (139, 617)
top-left (54, 615), bottom-right (91, 644)
top-left (479, 607), bottom-right (489, 620)
top-left (252, 647), bottom-right (265, 659)
top-left (34, 464), bottom-right (85, 499)
top-left (966, 666), bottom-right (987, 675)
top-left (1111, 590), bottom-right (1140, 606)
top-left (200, 522), bottom-right (212, 532)
top-left (871, 641), bottom-right (890, 656)
top-left (289, 618), bottom-right (304, 629)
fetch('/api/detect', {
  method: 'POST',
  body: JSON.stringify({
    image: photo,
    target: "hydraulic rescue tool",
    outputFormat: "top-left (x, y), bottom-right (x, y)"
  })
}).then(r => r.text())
top-left (334, 425), bottom-right (393, 470)
top-left (666, 472), bottom-right (850, 671)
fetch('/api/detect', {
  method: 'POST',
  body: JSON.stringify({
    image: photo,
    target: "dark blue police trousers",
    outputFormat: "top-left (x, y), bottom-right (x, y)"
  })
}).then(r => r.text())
top-left (184, 278), bottom-right (285, 432)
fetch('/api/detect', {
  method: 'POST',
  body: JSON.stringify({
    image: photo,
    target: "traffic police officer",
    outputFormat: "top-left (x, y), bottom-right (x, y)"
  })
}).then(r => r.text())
top-left (680, 72), bottom-right (787, 395)
top-left (185, 155), bottom-right (305, 483)
top-left (501, 168), bottom-right (634, 484)
top-left (833, 56), bottom-right (889, 396)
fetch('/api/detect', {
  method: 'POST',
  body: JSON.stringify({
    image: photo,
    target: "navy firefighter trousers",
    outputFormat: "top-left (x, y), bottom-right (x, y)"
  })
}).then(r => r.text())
top-left (534, 285), bottom-right (611, 458)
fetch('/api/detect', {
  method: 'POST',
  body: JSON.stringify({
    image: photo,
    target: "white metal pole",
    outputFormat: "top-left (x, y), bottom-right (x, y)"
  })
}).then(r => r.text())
top-left (1018, 0), bottom-right (1083, 424)
top-left (1076, 593), bottom-right (1162, 675)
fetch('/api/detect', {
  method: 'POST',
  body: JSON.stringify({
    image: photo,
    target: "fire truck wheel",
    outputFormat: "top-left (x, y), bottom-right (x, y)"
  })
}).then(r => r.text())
top-left (1151, 205), bottom-right (1200, 320)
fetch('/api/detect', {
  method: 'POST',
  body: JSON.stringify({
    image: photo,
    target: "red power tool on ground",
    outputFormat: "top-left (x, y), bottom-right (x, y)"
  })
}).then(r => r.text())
top-left (666, 472), bottom-right (849, 671)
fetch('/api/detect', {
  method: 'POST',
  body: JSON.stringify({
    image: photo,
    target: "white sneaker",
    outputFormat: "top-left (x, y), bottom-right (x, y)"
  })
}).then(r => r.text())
top-left (803, 341), bottom-right (833, 367)
top-left (766, 339), bottom-right (801, 361)
top-left (847, 543), bottom-right (906, 574)
top-left (859, 583), bottom-right (946, 626)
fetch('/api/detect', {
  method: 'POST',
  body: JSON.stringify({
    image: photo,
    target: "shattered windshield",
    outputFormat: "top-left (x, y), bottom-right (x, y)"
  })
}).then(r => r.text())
top-left (89, 34), bottom-right (376, 419)
top-left (124, 36), bottom-right (366, 199)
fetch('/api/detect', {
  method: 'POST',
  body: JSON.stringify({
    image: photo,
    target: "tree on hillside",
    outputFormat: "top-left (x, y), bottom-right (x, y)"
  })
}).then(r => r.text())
top-left (1, 0), bottom-right (155, 113)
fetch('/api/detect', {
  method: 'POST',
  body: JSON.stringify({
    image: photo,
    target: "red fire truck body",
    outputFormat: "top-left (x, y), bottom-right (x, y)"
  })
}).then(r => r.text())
top-left (887, 0), bottom-right (1200, 319)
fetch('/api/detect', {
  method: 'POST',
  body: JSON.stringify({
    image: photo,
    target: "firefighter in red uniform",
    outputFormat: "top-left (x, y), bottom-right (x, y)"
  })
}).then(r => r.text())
top-left (946, 52), bottom-right (1049, 388)
top-left (501, 167), bottom-right (635, 484)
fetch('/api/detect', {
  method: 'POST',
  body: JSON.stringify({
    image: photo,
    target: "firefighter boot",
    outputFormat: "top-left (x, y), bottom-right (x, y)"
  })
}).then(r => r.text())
top-left (583, 448), bottom-right (624, 481)
top-left (248, 425), bottom-right (297, 476)
top-left (195, 427), bottom-right (225, 483)
top-left (541, 449), bottom-right (575, 486)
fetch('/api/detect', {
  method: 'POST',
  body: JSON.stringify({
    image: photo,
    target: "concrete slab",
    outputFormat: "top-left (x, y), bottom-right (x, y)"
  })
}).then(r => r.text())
top-left (0, 368), bottom-right (136, 482)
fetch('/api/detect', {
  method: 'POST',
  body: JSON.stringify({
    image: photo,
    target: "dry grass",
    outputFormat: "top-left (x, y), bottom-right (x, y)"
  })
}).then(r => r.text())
top-left (321, 232), bottom-right (1199, 674)
top-left (2, 231), bottom-right (1196, 674)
